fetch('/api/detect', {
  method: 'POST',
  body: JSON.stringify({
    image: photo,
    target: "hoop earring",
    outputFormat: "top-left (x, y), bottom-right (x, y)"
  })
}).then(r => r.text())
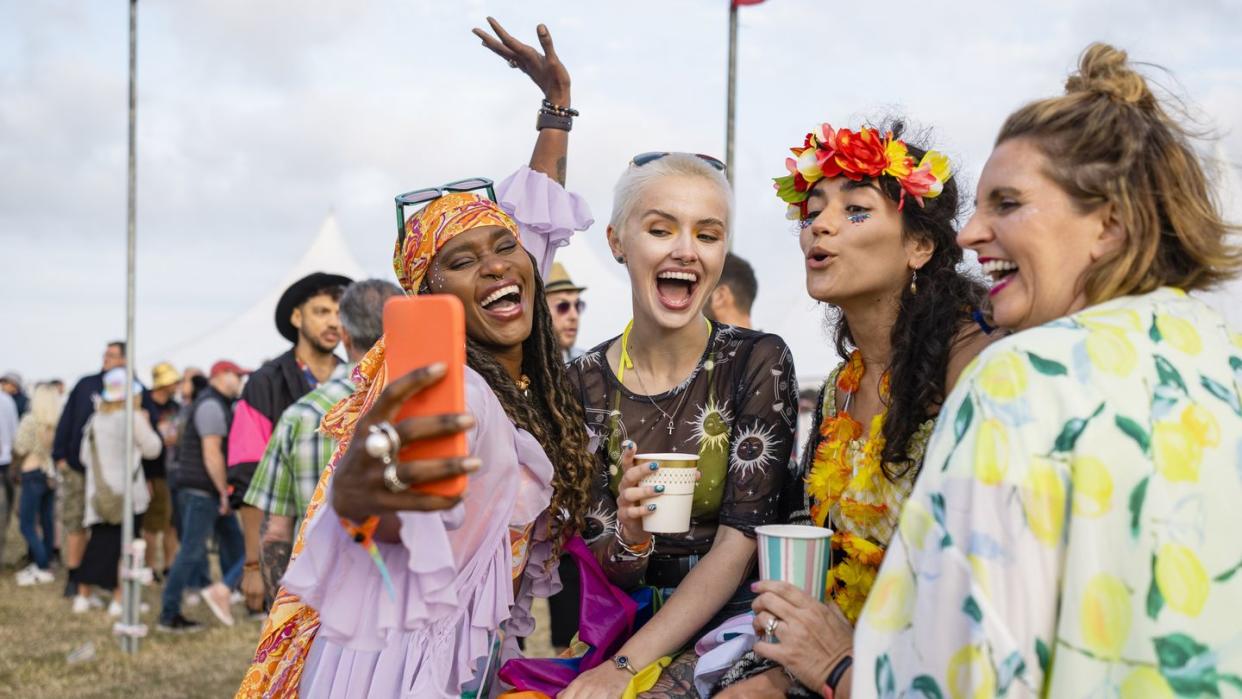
top-left (909, 269), bottom-right (918, 295)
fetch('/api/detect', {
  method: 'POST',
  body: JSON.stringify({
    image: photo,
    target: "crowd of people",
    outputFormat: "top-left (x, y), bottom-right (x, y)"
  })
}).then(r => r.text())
top-left (4, 15), bottom-right (1241, 699)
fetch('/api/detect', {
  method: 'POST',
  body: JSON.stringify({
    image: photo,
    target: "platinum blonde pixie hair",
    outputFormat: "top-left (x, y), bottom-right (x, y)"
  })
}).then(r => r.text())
top-left (608, 153), bottom-right (735, 234)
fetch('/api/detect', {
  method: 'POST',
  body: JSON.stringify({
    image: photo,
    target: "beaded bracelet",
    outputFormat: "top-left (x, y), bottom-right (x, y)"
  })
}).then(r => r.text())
top-left (541, 98), bottom-right (579, 117)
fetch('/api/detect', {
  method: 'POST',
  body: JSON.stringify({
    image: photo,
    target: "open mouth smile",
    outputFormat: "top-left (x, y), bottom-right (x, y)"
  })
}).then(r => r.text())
top-left (654, 269), bottom-right (700, 311)
top-left (980, 258), bottom-right (1019, 296)
top-left (478, 280), bottom-right (525, 321)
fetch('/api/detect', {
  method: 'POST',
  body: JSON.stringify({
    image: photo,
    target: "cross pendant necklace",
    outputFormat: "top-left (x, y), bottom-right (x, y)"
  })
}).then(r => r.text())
top-left (631, 362), bottom-right (689, 437)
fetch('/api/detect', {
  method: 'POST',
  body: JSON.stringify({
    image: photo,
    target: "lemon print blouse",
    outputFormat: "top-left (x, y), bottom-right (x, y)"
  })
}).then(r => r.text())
top-left (855, 288), bottom-right (1242, 698)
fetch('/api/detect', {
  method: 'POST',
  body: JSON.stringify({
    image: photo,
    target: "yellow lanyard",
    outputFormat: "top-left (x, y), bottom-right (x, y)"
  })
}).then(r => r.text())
top-left (616, 318), bottom-right (712, 384)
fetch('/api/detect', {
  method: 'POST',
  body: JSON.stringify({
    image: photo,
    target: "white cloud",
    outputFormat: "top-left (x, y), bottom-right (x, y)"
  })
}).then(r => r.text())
top-left (2, 0), bottom-right (1240, 384)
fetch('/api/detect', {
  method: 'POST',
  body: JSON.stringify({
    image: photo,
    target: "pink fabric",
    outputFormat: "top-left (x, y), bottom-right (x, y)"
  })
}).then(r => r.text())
top-left (282, 368), bottom-right (558, 698)
top-left (226, 399), bottom-right (273, 468)
top-left (496, 166), bottom-right (594, 279)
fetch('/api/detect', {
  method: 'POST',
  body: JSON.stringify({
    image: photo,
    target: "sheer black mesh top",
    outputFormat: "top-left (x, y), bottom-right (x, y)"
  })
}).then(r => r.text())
top-left (566, 323), bottom-right (799, 558)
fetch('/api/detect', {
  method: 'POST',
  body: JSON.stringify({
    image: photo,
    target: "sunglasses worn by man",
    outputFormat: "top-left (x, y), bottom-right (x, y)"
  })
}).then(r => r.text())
top-left (553, 299), bottom-right (586, 316)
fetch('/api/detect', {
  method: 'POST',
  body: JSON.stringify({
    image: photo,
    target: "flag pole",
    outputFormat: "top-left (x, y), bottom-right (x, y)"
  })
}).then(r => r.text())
top-left (119, 0), bottom-right (142, 654)
top-left (725, 1), bottom-right (738, 189)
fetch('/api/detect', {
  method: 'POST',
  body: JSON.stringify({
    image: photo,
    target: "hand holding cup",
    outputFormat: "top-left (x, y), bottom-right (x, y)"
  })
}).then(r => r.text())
top-left (613, 440), bottom-right (654, 544)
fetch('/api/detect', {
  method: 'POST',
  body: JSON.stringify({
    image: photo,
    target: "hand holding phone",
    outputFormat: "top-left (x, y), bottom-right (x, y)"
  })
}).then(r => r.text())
top-left (382, 295), bottom-right (470, 498)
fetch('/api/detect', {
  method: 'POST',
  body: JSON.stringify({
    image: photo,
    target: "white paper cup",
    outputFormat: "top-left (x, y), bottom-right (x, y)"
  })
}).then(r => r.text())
top-left (755, 524), bottom-right (834, 602)
top-left (635, 453), bottom-right (699, 534)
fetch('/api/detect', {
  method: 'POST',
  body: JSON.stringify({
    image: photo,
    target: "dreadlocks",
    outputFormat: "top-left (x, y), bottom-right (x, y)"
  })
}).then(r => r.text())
top-left (423, 255), bottom-right (594, 560)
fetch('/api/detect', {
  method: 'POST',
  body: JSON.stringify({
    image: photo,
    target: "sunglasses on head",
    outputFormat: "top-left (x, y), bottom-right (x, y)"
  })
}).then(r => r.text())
top-left (553, 299), bottom-right (586, 316)
top-left (394, 177), bottom-right (496, 249)
top-left (631, 152), bottom-right (728, 173)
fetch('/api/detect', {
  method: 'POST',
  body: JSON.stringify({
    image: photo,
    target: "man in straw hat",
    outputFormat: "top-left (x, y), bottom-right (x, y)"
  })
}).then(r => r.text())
top-left (543, 262), bottom-right (587, 650)
top-left (545, 262), bottom-right (588, 362)
top-left (141, 362), bottom-right (182, 580)
top-left (227, 271), bottom-right (351, 619)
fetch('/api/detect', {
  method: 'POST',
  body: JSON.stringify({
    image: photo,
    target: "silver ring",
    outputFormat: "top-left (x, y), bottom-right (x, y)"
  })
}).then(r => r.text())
top-left (382, 462), bottom-right (408, 493)
top-left (764, 615), bottom-right (780, 639)
top-left (365, 422), bottom-right (401, 459)
top-left (508, 58), bottom-right (519, 68)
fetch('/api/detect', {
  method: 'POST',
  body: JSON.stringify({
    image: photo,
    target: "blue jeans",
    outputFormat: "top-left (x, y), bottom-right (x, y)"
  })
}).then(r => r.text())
top-left (18, 471), bottom-right (56, 570)
top-left (160, 490), bottom-right (244, 623)
top-left (170, 485), bottom-right (213, 588)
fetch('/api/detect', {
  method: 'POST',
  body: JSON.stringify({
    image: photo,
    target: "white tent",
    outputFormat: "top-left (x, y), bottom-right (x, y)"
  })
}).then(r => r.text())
top-left (146, 213), bottom-right (366, 375)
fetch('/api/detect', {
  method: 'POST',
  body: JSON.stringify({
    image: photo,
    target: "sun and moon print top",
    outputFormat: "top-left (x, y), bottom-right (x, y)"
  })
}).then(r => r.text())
top-left (566, 323), bottom-right (798, 578)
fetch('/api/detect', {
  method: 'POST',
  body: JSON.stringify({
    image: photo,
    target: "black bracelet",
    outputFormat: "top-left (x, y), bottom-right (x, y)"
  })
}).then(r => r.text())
top-left (826, 655), bottom-right (853, 691)
top-left (536, 111), bottom-right (573, 132)
top-left (541, 98), bottom-right (579, 117)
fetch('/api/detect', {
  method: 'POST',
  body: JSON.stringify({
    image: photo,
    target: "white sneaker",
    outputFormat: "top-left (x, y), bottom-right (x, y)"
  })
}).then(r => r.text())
top-left (15, 565), bottom-right (37, 586)
top-left (72, 595), bottom-right (92, 614)
top-left (229, 590), bottom-right (243, 605)
top-left (29, 567), bottom-right (55, 584)
top-left (184, 590), bottom-right (202, 607)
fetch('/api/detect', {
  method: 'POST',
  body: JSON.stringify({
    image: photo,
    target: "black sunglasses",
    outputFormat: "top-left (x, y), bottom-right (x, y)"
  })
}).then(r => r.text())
top-left (631, 151), bottom-right (728, 173)
top-left (553, 299), bottom-right (586, 316)
top-left (394, 177), bottom-right (496, 248)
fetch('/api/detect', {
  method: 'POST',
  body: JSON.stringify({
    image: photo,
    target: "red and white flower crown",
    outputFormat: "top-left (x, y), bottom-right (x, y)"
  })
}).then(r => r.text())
top-left (774, 123), bottom-right (951, 219)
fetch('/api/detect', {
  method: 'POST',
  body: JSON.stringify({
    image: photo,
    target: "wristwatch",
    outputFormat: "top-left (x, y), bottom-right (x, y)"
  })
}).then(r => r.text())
top-left (613, 655), bottom-right (639, 676)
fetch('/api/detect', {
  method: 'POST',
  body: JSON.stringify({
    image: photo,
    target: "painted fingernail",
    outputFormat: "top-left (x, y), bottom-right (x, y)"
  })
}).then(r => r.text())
top-left (647, 504), bottom-right (657, 512)
top-left (750, 582), bottom-right (759, 592)
top-left (428, 362), bottom-right (447, 375)
top-left (648, 462), bottom-right (659, 471)
top-left (621, 440), bottom-right (635, 450)
top-left (654, 485), bottom-right (665, 493)
top-left (462, 458), bottom-right (482, 473)
top-left (456, 414), bottom-right (474, 428)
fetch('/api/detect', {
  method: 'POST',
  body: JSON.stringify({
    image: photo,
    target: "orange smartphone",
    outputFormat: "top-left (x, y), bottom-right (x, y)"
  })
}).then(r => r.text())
top-left (383, 295), bottom-right (469, 498)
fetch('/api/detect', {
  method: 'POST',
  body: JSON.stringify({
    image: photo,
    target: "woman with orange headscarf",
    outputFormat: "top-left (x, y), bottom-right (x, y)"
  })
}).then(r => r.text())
top-left (237, 20), bottom-right (597, 698)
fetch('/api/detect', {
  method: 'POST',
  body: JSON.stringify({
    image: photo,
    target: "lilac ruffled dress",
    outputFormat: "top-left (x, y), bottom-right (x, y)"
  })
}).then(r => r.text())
top-left (279, 167), bottom-right (593, 698)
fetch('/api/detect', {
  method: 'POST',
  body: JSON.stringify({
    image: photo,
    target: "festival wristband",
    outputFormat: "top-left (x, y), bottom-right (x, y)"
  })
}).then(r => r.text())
top-left (536, 111), bottom-right (573, 131)
top-left (821, 655), bottom-right (853, 698)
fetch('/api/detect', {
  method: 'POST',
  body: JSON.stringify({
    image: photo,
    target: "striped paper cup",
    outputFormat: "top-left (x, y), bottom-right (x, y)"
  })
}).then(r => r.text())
top-left (755, 524), bottom-right (833, 601)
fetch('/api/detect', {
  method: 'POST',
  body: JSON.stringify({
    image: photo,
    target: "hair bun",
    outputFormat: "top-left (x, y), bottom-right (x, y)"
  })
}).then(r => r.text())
top-left (1065, 43), bottom-right (1153, 106)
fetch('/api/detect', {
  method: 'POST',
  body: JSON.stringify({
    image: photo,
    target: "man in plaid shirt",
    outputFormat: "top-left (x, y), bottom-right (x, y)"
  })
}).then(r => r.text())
top-left (244, 280), bottom-right (401, 606)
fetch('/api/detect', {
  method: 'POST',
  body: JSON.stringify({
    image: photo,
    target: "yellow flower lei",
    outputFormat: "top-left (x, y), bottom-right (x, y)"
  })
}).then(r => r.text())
top-left (805, 350), bottom-right (894, 623)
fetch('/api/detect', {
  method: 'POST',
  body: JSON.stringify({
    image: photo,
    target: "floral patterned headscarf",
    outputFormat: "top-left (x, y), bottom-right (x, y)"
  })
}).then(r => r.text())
top-left (393, 192), bottom-right (521, 293)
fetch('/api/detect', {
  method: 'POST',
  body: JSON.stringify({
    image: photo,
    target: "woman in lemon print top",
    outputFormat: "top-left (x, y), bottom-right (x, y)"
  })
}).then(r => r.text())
top-left (841, 44), bottom-right (1242, 698)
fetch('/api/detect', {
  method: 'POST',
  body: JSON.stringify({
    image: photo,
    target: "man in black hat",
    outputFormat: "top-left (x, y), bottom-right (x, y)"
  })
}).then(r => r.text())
top-left (227, 271), bottom-right (350, 617)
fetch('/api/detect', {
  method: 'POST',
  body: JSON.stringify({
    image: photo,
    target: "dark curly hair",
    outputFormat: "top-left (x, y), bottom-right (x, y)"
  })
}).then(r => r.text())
top-left (829, 121), bottom-right (988, 479)
top-left (424, 254), bottom-right (594, 560)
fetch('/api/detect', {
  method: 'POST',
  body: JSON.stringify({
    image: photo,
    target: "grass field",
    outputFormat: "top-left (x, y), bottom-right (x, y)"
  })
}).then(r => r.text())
top-left (0, 520), bottom-right (554, 698)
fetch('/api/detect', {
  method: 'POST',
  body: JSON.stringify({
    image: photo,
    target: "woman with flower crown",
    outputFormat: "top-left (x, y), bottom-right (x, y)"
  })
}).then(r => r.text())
top-left (707, 122), bottom-right (994, 698)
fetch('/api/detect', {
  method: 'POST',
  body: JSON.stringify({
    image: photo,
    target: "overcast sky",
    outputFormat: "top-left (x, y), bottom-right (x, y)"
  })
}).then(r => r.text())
top-left (3, 0), bottom-right (1241, 385)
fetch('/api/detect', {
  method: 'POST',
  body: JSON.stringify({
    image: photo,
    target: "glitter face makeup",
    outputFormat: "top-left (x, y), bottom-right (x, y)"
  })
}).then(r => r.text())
top-left (847, 212), bottom-right (871, 224)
